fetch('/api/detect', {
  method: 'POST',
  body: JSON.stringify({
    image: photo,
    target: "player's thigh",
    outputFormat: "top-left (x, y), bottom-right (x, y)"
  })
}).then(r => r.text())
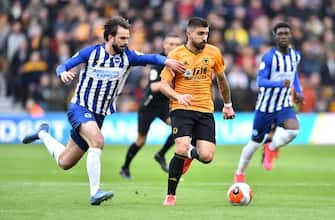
top-left (164, 117), bottom-right (171, 125)
top-left (138, 108), bottom-right (156, 134)
top-left (281, 118), bottom-right (299, 129)
top-left (197, 140), bottom-right (215, 160)
top-left (174, 136), bottom-right (191, 155)
top-left (278, 108), bottom-right (299, 129)
top-left (67, 103), bottom-right (104, 149)
top-left (157, 108), bottom-right (171, 125)
top-left (252, 111), bottom-right (275, 142)
top-left (193, 112), bottom-right (216, 143)
top-left (79, 121), bottom-right (104, 149)
top-left (59, 138), bottom-right (85, 170)
top-left (170, 110), bottom-right (195, 155)
top-left (170, 110), bottom-right (195, 140)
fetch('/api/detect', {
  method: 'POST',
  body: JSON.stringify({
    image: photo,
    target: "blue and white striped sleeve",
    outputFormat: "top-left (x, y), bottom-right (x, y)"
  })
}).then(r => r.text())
top-left (56, 45), bottom-right (95, 76)
top-left (257, 53), bottom-right (284, 88)
top-left (126, 48), bottom-right (166, 66)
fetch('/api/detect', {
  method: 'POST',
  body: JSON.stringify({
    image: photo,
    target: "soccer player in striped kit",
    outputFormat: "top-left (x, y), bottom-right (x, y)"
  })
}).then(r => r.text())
top-left (234, 22), bottom-right (304, 183)
top-left (22, 16), bottom-right (185, 205)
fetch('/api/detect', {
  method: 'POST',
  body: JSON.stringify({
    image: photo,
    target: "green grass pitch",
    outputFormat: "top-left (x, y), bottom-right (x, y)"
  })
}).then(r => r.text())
top-left (0, 144), bottom-right (334, 220)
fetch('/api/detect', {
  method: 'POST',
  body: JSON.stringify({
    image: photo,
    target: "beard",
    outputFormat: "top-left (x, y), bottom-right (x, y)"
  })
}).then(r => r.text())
top-left (112, 44), bottom-right (125, 54)
top-left (192, 40), bottom-right (206, 50)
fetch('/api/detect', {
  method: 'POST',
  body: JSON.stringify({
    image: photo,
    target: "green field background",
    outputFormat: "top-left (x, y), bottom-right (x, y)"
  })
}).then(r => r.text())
top-left (0, 144), bottom-right (334, 220)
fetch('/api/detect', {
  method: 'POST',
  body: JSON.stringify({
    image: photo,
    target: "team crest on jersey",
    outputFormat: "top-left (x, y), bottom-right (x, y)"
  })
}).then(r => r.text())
top-left (114, 56), bottom-right (121, 64)
top-left (84, 113), bottom-right (93, 118)
top-left (202, 57), bottom-right (209, 65)
top-left (184, 69), bottom-right (193, 79)
top-left (252, 129), bottom-right (258, 136)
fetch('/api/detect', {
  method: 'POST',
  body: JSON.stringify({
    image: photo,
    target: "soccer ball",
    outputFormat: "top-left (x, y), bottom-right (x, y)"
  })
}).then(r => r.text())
top-left (227, 182), bottom-right (252, 206)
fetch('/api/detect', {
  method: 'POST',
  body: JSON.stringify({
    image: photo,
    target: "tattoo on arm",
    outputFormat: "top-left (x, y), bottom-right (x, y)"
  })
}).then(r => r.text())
top-left (216, 72), bottom-right (232, 104)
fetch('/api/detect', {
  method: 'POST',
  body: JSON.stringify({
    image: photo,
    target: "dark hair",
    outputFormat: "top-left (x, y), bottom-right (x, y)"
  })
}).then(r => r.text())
top-left (187, 17), bottom-right (209, 29)
top-left (104, 16), bottom-right (131, 41)
top-left (272, 22), bottom-right (291, 34)
top-left (165, 32), bottom-right (180, 39)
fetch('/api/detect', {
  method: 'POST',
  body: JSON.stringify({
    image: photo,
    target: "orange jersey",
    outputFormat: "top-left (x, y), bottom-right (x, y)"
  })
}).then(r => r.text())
top-left (161, 44), bottom-right (225, 113)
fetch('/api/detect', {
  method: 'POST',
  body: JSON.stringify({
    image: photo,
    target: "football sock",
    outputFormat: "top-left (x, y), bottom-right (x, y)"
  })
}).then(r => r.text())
top-left (236, 140), bottom-right (260, 174)
top-left (189, 147), bottom-right (199, 160)
top-left (270, 127), bottom-right (299, 150)
top-left (264, 137), bottom-right (272, 144)
top-left (38, 130), bottom-right (65, 164)
top-left (123, 143), bottom-right (141, 169)
top-left (87, 148), bottom-right (101, 196)
top-left (167, 153), bottom-right (185, 195)
top-left (157, 133), bottom-right (174, 156)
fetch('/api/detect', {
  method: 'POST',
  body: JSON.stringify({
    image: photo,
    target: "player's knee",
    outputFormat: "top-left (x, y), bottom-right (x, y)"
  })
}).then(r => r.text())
top-left (90, 135), bottom-right (104, 148)
top-left (200, 159), bottom-right (212, 164)
top-left (58, 158), bottom-right (75, 170)
top-left (287, 129), bottom-right (299, 139)
top-left (174, 139), bottom-right (189, 155)
top-left (199, 153), bottom-right (214, 164)
top-left (136, 138), bottom-right (146, 147)
top-left (59, 163), bottom-right (72, 170)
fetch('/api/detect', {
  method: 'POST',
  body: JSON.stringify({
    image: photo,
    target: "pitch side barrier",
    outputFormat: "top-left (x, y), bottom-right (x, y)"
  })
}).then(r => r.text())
top-left (0, 112), bottom-right (333, 145)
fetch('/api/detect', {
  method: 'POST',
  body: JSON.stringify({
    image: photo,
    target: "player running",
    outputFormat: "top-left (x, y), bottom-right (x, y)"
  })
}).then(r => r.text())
top-left (234, 22), bottom-right (304, 183)
top-left (160, 17), bottom-right (235, 206)
top-left (22, 16), bottom-right (185, 205)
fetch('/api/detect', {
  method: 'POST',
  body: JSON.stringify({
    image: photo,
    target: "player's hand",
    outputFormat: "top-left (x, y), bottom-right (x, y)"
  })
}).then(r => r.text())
top-left (176, 94), bottom-right (192, 106)
top-left (222, 105), bottom-right (235, 120)
top-left (165, 59), bottom-right (186, 74)
top-left (283, 79), bottom-right (291, 88)
top-left (294, 92), bottom-right (304, 104)
top-left (60, 71), bottom-right (76, 83)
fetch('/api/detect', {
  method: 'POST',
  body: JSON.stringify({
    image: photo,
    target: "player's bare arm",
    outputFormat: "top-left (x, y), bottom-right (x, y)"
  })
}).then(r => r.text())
top-left (160, 79), bottom-right (192, 106)
top-left (293, 91), bottom-right (304, 104)
top-left (216, 72), bottom-right (235, 119)
top-left (150, 81), bottom-right (162, 92)
top-left (60, 71), bottom-right (77, 84)
top-left (283, 79), bottom-right (291, 88)
top-left (164, 59), bottom-right (186, 74)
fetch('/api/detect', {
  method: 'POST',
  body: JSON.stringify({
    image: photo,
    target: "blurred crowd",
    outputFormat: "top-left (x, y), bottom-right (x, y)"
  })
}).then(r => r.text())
top-left (0, 0), bottom-right (335, 115)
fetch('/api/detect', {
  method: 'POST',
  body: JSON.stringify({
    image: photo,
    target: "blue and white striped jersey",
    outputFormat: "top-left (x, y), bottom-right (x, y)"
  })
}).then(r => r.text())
top-left (56, 44), bottom-right (166, 115)
top-left (255, 47), bottom-right (303, 113)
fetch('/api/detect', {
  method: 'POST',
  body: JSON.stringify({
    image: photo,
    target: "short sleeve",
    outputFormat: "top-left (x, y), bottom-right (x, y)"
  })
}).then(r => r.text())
top-left (213, 48), bottom-right (225, 74)
top-left (160, 51), bottom-right (178, 82)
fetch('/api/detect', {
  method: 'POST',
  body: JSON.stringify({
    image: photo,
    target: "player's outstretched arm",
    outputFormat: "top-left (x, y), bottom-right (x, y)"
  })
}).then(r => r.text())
top-left (128, 50), bottom-right (185, 74)
top-left (164, 59), bottom-right (186, 74)
top-left (216, 72), bottom-right (235, 120)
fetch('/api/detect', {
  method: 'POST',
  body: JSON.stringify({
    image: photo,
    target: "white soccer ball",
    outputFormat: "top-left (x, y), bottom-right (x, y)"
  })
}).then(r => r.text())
top-left (227, 182), bottom-right (253, 206)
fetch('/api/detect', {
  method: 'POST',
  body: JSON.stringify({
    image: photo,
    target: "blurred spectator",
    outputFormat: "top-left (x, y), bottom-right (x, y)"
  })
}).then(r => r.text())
top-left (4, 20), bottom-right (26, 63)
top-left (17, 50), bottom-right (48, 106)
top-left (25, 97), bottom-right (44, 117)
top-left (300, 74), bottom-right (320, 112)
top-left (300, 39), bottom-right (322, 78)
top-left (320, 49), bottom-right (335, 111)
top-left (6, 39), bottom-right (28, 98)
top-left (0, 0), bottom-right (333, 113)
top-left (247, 0), bottom-right (265, 27)
top-left (224, 19), bottom-right (249, 55)
top-left (227, 65), bottom-right (249, 111)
